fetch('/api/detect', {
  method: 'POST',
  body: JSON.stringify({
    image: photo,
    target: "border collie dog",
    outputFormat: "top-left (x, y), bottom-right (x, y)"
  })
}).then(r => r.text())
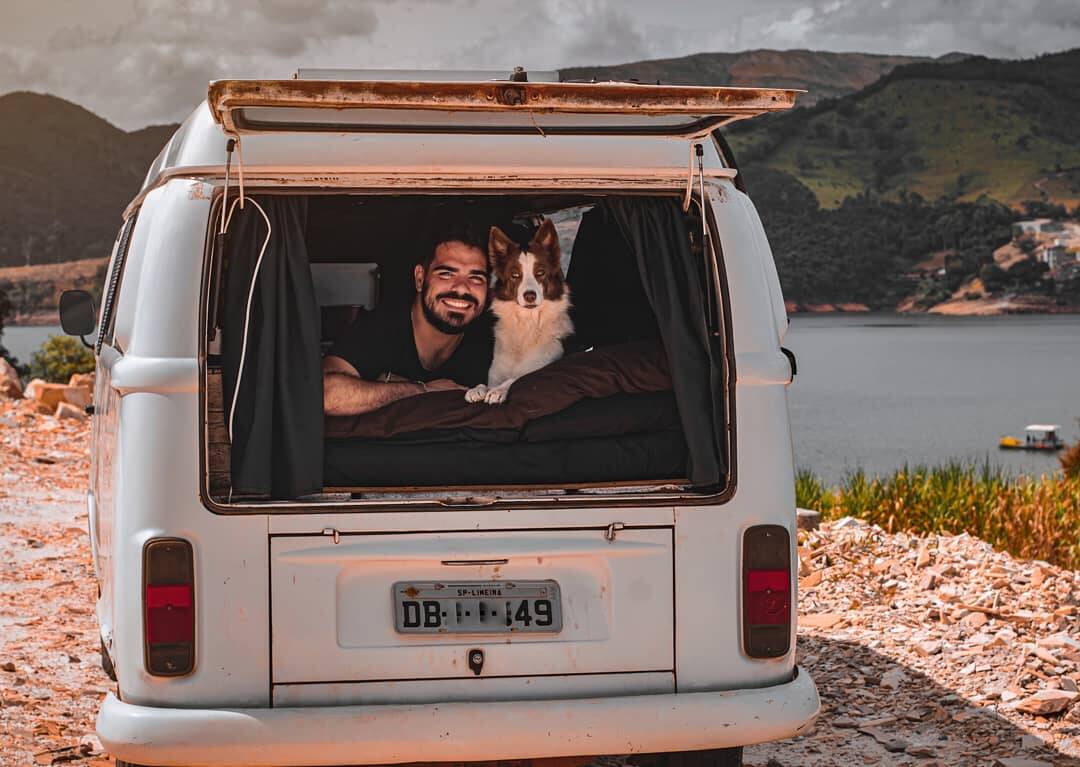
top-left (466, 219), bottom-right (573, 405)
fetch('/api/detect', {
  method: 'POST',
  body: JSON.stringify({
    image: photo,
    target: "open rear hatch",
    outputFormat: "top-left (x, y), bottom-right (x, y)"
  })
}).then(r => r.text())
top-left (207, 77), bottom-right (799, 137)
top-left (271, 527), bottom-right (674, 704)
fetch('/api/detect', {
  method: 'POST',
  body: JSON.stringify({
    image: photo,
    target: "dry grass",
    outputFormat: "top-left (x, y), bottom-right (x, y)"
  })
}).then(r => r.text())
top-left (1061, 441), bottom-right (1080, 479)
top-left (797, 463), bottom-right (1080, 569)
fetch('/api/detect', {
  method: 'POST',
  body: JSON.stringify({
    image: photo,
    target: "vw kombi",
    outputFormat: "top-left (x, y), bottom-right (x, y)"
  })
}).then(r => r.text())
top-left (59, 68), bottom-right (819, 767)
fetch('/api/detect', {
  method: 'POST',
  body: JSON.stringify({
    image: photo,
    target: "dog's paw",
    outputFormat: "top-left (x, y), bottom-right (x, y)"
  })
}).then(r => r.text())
top-left (464, 384), bottom-right (488, 403)
top-left (483, 386), bottom-right (509, 405)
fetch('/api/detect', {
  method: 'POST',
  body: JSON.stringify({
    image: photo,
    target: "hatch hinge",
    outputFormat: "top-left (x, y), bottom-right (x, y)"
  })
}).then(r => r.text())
top-left (321, 527), bottom-right (341, 544)
top-left (604, 522), bottom-right (625, 543)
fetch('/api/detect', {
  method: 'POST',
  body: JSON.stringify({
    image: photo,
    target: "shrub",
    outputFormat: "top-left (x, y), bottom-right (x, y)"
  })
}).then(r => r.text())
top-left (29, 335), bottom-right (94, 383)
top-left (795, 469), bottom-right (827, 510)
top-left (1061, 442), bottom-right (1080, 479)
top-left (802, 462), bottom-right (1080, 569)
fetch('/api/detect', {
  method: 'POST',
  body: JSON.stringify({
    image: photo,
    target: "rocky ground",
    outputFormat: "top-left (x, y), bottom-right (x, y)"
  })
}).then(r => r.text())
top-left (1, 399), bottom-right (1079, 766)
top-left (746, 517), bottom-right (1080, 767)
top-left (0, 400), bottom-right (107, 766)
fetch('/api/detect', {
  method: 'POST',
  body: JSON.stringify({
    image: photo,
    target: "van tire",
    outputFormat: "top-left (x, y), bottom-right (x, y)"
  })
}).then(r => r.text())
top-left (633, 748), bottom-right (743, 767)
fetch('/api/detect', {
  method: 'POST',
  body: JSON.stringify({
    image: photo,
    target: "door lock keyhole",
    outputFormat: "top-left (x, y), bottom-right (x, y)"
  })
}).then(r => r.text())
top-left (468, 648), bottom-right (484, 675)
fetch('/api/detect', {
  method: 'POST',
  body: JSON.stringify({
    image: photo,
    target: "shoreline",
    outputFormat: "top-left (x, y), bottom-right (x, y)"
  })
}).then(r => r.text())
top-left (785, 302), bottom-right (1080, 316)
top-left (8, 312), bottom-right (61, 326)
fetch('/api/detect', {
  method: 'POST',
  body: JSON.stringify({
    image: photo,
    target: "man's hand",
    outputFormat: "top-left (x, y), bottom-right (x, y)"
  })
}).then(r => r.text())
top-left (424, 378), bottom-right (465, 392)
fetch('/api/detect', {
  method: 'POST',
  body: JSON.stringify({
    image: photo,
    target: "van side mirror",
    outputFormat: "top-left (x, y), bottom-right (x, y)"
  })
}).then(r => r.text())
top-left (59, 290), bottom-right (97, 348)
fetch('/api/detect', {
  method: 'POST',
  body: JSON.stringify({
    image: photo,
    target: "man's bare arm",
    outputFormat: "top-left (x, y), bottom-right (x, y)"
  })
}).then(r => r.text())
top-left (322, 356), bottom-right (423, 416)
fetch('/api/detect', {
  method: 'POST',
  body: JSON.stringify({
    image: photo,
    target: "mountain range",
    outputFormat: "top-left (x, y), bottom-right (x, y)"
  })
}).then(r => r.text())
top-left (0, 92), bottom-right (176, 269)
top-left (563, 48), bottom-right (969, 106)
top-left (0, 47), bottom-right (1077, 275)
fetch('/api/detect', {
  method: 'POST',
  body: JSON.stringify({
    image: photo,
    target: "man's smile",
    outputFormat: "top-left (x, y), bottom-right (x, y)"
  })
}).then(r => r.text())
top-left (440, 297), bottom-right (476, 311)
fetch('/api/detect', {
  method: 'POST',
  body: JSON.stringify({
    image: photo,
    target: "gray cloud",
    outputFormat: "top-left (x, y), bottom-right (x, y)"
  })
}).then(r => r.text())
top-left (0, 0), bottom-right (381, 128)
top-left (0, 0), bottom-right (1075, 129)
top-left (560, 3), bottom-right (651, 67)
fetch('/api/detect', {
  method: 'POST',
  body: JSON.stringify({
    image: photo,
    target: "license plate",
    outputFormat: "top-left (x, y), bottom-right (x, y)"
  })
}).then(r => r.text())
top-left (393, 580), bottom-right (562, 634)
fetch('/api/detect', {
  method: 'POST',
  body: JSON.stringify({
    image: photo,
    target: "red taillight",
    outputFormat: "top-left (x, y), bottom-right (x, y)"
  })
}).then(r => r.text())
top-left (743, 526), bottom-right (792, 658)
top-left (143, 539), bottom-right (195, 676)
top-left (145, 584), bottom-right (194, 643)
top-left (745, 568), bottom-right (791, 625)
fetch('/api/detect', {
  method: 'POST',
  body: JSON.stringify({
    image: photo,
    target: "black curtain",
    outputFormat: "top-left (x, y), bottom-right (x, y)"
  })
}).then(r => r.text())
top-left (221, 196), bottom-right (324, 499)
top-left (600, 197), bottom-right (727, 489)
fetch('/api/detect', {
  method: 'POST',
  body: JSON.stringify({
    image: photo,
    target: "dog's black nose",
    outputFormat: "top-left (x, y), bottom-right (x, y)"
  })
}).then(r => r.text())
top-left (523, 290), bottom-right (537, 303)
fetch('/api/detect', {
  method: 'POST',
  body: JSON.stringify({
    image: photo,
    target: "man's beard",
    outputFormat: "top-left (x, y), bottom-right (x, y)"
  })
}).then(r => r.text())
top-left (421, 283), bottom-right (479, 335)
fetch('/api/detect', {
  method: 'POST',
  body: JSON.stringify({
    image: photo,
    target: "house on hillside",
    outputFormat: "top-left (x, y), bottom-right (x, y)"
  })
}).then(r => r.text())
top-left (1006, 218), bottom-right (1067, 238)
top-left (1037, 239), bottom-right (1070, 270)
top-left (1012, 219), bottom-right (1064, 238)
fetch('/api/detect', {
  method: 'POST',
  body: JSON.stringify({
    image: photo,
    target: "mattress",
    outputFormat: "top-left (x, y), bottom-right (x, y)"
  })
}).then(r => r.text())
top-left (324, 390), bottom-right (687, 487)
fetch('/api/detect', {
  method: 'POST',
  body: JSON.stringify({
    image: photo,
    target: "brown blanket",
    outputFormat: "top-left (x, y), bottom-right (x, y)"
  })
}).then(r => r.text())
top-left (325, 340), bottom-right (671, 440)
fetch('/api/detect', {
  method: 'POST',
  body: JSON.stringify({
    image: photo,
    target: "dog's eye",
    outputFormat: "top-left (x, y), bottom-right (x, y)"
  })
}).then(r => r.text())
top-left (536, 269), bottom-right (546, 277)
top-left (511, 271), bottom-right (521, 279)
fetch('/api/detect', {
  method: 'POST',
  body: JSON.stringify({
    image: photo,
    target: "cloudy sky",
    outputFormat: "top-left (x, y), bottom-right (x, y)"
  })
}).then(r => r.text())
top-left (2, 0), bottom-right (1076, 129)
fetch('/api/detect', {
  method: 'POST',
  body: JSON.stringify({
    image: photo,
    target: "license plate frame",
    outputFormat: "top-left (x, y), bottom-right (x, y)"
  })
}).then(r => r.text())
top-left (392, 580), bottom-right (563, 635)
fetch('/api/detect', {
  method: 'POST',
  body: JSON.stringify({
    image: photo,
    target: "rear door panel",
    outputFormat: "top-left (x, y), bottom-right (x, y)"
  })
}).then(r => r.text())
top-left (270, 528), bottom-right (673, 684)
top-left (208, 79), bottom-right (799, 138)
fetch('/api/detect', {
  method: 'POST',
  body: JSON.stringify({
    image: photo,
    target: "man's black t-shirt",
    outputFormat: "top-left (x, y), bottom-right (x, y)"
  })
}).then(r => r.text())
top-left (329, 302), bottom-right (494, 387)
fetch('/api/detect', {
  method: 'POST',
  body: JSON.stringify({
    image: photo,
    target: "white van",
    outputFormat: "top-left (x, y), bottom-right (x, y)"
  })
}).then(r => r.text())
top-left (60, 69), bottom-right (819, 767)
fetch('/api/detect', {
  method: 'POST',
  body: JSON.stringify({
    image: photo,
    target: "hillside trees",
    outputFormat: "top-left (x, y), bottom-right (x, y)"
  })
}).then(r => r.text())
top-left (745, 167), bottom-right (1017, 307)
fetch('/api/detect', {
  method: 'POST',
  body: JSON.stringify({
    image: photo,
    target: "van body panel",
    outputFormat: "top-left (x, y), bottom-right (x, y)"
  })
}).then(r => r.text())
top-left (267, 506), bottom-right (675, 533)
top-left (125, 181), bottom-right (211, 358)
top-left (272, 672), bottom-right (675, 706)
top-left (91, 345), bottom-right (120, 655)
top-left (132, 104), bottom-right (736, 211)
top-left (711, 184), bottom-right (785, 357)
top-left (270, 529), bottom-right (674, 685)
top-left (109, 188), bottom-right (156, 354)
top-left (674, 384), bottom-right (797, 691)
top-left (111, 357), bottom-right (198, 395)
top-left (112, 392), bottom-right (270, 708)
top-left (98, 670), bottom-right (820, 767)
top-left (727, 187), bottom-right (790, 343)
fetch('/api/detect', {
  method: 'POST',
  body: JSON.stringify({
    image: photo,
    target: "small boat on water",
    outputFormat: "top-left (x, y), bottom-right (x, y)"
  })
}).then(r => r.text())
top-left (999, 424), bottom-right (1064, 451)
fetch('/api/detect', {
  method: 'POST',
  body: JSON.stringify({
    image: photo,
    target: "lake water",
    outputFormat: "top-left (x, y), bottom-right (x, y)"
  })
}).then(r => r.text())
top-left (3, 325), bottom-right (64, 366)
top-left (786, 313), bottom-right (1080, 484)
top-left (4, 316), bottom-right (1078, 484)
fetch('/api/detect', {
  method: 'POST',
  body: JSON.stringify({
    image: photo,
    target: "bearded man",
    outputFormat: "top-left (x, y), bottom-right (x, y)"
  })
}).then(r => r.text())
top-left (322, 224), bottom-right (493, 416)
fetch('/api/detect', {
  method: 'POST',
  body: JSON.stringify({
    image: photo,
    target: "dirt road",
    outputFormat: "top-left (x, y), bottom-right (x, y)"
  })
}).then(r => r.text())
top-left (1, 402), bottom-right (1078, 766)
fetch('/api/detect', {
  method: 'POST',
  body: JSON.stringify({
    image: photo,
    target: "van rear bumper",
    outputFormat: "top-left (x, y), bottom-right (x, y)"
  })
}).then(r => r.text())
top-left (98, 667), bottom-right (819, 766)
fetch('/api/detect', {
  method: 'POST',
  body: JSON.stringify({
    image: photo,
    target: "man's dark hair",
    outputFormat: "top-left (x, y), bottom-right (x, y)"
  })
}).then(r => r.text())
top-left (420, 221), bottom-right (487, 269)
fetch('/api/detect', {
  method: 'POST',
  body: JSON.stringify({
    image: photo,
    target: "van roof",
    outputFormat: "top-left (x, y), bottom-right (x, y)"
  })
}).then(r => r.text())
top-left (128, 76), bottom-right (799, 216)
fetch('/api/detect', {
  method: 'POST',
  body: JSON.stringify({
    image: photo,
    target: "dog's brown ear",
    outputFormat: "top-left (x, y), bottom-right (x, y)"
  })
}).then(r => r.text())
top-left (530, 218), bottom-right (559, 255)
top-left (489, 226), bottom-right (514, 266)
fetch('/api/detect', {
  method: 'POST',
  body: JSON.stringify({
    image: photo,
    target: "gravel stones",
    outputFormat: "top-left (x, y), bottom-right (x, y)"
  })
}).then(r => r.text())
top-left (746, 517), bottom-right (1080, 766)
top-left (1013, 689), bottom-right (1080, 716)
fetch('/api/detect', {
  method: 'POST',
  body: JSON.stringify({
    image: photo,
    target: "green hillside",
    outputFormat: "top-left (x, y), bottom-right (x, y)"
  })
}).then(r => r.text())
top-left (0, 92), bottom-right (177, 268)
top-left (563, 48), bottom-right (939, 106)
top-left (728, 49), bottom-right (1080, 208)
